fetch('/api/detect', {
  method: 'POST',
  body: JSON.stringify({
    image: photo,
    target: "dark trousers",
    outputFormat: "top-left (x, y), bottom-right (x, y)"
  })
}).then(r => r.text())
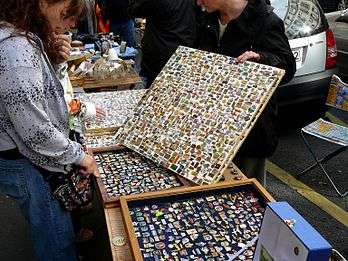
top-left (110, 19), bottom-right (135, 47)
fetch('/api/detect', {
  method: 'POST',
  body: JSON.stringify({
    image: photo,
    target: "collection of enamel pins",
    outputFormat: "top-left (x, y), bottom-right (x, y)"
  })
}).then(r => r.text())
top-left (117, 46), bottom-right (284, 185)
top-left (82, 46), bottom-right (285, 260)
top-left (77, 89), bottom-right (146, 132)
top-left (94, 149), bottom-right (183, 199)
top-left (129, 187), bottom-right (266, 260)
top-left (85, 132), bottom-right (120, 149)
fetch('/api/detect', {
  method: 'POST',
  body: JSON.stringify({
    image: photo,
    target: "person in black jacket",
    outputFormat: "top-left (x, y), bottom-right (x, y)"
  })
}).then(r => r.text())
top-left (99, 0), bottom-right (135, 47)
top-left (196, 0), bottom-right (296, 185)
top-left (128, 0), bottom-right (198, 87)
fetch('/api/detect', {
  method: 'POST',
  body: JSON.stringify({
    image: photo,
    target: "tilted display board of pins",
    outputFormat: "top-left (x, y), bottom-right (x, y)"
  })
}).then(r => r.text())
top-left (116, 46), bottom-right (284, 185)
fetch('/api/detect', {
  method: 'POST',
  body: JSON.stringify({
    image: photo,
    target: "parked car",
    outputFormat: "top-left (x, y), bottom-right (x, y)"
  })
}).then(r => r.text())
top-left (271, 0), bottom-right (338, 109)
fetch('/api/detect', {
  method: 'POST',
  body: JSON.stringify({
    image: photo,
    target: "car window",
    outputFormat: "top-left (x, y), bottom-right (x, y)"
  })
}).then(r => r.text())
top-left (271, 0), bottom-right (328, 40)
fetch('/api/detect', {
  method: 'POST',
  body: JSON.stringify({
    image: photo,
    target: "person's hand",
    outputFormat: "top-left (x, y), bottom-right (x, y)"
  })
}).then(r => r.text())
top-left (53, 33), bottom-right (72, 63)
top-left (79, 154), bottom-right (100, 177)
top-left (96, 106), bottom-right (106, 119)
top-left (236, 51), bottom-right (261, 63)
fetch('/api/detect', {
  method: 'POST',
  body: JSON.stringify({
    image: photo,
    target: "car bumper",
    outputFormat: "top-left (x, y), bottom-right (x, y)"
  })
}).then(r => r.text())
top-left (277, 68), bottom-right (338, 106)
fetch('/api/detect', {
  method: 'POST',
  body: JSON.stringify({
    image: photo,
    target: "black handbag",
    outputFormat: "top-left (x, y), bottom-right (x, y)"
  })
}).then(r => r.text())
top-left (45, 131), bottom-right (94, 211)
top-left (46, 167), bottom-right (94, 211)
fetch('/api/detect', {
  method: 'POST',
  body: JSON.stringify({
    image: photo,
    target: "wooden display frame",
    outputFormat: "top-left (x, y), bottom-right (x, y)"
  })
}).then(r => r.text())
top-left (93, 147), bottom-right (191, 208)
top-left (85, 127), bottom-right (120, 136)
top-left (89, 143), bottom-right (123, 154)
top-left (104, 207), bottom-right (133, 261)
top-left (70, 70), bottom-right (142, 90)
top-left (93, 144), bottom-right (247, 208)
top-left (103, 164), bottom-right (247, 261)
top-left (102, 167), bottom-right (248, 261)
top-left (120, 179), bottom-right (274, 261)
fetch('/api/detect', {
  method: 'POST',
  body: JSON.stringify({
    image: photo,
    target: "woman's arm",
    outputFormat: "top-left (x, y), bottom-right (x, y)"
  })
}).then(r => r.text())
top-left (0, 37), bottom-right (85, 167)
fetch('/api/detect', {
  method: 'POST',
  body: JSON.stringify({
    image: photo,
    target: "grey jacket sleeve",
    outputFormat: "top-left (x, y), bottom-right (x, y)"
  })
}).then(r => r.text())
top-left (0, 37), bottom-right (85, 167)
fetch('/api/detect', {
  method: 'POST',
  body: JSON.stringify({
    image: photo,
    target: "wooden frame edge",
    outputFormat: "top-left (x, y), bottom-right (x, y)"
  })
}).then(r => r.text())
top-left (122, 179), bottom-right (272, 202)
top-left (120, 197), bottom-right (144, 261)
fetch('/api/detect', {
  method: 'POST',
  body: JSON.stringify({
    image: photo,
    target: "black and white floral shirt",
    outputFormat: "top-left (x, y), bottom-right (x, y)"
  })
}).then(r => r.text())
top-left (0, 25), bottom-right (85, 172)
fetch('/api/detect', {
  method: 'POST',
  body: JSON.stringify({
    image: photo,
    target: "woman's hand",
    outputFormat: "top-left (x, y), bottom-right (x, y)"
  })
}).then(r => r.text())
top-left (236, 51), bottom-right (261, 63)
top-left (79, 154), bottom-right (100, 177)
top-left (53, 33), bottom-right (72, 63)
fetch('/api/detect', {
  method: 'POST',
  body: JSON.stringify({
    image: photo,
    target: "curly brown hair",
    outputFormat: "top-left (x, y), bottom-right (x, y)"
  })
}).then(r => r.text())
top-left (0, 0), bottom-right (86, 63)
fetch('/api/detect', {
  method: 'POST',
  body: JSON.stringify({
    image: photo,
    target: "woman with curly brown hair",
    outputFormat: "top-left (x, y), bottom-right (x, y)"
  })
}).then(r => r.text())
top-left (0, 1), bottom-right (99, 260)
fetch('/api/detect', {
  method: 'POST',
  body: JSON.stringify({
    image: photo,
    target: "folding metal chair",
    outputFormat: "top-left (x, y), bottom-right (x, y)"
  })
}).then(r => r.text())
top-left (299, 75), bottom-right (348, 197)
